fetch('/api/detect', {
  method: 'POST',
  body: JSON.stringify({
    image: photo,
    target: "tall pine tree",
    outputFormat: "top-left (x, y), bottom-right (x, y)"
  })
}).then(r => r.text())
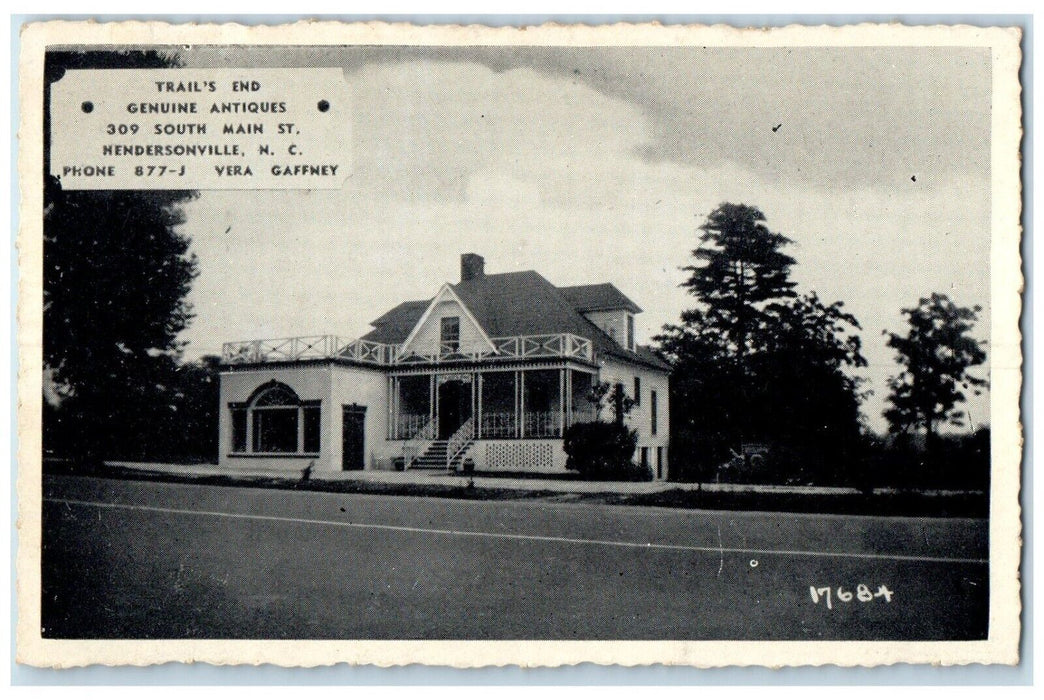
top-left (681, 203), bottom-right (797, 359)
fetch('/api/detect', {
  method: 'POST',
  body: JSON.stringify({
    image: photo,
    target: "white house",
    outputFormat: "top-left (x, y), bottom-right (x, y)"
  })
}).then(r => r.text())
top-left (218, 254), bottom-right (671, 478)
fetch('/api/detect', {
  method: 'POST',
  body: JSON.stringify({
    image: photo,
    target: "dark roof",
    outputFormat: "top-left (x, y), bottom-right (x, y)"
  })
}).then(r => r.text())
top-left (363, 300), bottom-right (428, 344)
top-left (361, 271), bottom-right (670, 372)
top-left (558, 283), bottom-right (642, 314)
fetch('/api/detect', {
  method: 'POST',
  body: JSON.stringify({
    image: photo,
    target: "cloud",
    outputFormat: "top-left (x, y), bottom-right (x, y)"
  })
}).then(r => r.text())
top-left (173, 51), bottom-right (991, 431)
top-left (334, 45), bottom-right (991, 192)
top-left (180, 44), bottom-right (991, 191)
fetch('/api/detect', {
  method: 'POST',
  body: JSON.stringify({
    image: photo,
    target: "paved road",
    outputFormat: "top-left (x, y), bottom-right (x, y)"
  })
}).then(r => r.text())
top-left (41, 475), bottom-right (989, 640)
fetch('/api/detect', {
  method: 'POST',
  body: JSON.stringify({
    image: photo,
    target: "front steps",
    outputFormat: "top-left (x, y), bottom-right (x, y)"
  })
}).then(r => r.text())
top-left (409, 440), bottom-right (474, 470)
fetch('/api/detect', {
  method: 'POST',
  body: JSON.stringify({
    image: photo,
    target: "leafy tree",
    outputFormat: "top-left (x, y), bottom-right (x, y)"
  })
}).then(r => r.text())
top-left (164, 355), bottom-right (222, 462)
top-left (753, 293), bottom-right (868, 483)
top-left (585, 381), bottom-right (636, 424)
top-left (43, 50), bottom-right (199, 461)
top-left (657, 203), bottom-right (867, 483)
top-left (884, 293), bottom-right (987, 454)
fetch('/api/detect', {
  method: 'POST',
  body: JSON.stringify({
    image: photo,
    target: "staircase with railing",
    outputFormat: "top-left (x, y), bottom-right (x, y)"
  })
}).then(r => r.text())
top-left (401, 416), bottom-right (436, 469)
top-left (405, 418), bottom-right (475, 471)
top-left (444, 416), bottom-right (475, 470)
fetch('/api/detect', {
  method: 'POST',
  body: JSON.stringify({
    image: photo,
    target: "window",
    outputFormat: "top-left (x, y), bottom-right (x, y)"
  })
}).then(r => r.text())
top-left (253, 404), bottom-right (298, 452)
top-left (440, 316), bottom-right (461, 352)
top-left (230, 382), bottom-right (321, 455)
top-left (650, 389), bottom-right (658, 436)
top-left (627, 314), bottom-right (635, 351)
top-left (633, 376), bottom-right (641, 406)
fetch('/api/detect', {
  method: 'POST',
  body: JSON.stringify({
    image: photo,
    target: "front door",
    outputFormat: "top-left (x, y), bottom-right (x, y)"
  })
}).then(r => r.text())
top-left (342, 405), bottom-right (366, 470)
top-left (437, 379), bottom-right (470, 439)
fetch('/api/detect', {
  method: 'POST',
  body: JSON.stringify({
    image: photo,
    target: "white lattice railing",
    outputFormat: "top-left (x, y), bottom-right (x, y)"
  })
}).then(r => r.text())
top-left (570, 407), bottom-right (599, 425)
top-left (395, 413), bottom-right (433, 440)
top-left (402, 416), bottom-right (436, 469)
top-left (524, 410), bottom-right (562, 438)
top-left (221, 335), bottom-right (399, 366)
top-left (480, 412), bottom-right (517, 438)
top-left (223, 333), bottom-right (594, 365)
top-left (492, 334), bottom-right (593, 362)
top-left (446, 416), bottom-right (475, 469)
top-left (479, 410), bottom-right (586, 438)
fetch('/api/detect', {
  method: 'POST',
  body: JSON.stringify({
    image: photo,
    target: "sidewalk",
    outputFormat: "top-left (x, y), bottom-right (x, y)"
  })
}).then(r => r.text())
top-left (105, 460), bottom-right (904, 497)
top-left (89, 461), bottom-right (987, 517)
top-left (107, 461), bottom-right (672, 494)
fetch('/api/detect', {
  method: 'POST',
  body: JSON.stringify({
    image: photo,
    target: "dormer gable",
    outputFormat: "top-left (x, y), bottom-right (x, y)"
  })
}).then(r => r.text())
top-left (583, 309), bottom-right (637, 351)
top-left (558, 283), bottom-right (641, 352)
top-left (400, 284), bottom-right (495, 357)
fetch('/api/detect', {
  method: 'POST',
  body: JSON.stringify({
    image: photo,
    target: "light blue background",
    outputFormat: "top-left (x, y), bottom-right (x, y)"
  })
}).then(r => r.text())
top-left (9, 12), bottom-right (1033, 686)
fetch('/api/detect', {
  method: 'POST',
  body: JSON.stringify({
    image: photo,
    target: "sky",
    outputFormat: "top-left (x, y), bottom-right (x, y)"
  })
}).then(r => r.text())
top-left (174, 46), bottom-right (993, 433)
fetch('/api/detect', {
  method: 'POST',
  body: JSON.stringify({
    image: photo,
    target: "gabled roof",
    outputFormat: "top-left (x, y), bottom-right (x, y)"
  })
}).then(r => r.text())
top-left (558, 283), bottom-right (642, 314)
top-left (360, 270), bottom-right (670, 371)
top-left (364, 300), bottom-right (429, 344)
top-left (400, 284), bottom-right (495, 352)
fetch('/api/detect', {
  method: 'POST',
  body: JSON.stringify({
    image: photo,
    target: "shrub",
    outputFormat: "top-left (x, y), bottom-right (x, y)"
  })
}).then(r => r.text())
top-left (563, 421), bottom-right (646, 481)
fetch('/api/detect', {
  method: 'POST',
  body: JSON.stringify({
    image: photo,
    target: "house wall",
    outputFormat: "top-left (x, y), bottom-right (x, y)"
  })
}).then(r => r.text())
top-left (219, 362), bottom-right (393, 473)
top-left (219, 364), bottom-right (334, 472)
top-left (329, 363), bottom-right (397, 470)
top-left (584, 310), bottom-right (633, 350)
top-left (598, 358), bottom-right (671, 479)
top-left (405, 299), bottom-right (491, 356)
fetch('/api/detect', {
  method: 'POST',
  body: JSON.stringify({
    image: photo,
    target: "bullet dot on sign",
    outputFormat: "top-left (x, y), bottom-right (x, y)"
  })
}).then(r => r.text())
top-left (81, 101), bottom-right (94, 114)
top-left (317, 100), bottom-right (330, 112)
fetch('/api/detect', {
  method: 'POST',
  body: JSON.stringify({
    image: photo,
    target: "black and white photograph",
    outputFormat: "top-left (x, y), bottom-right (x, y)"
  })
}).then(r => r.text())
top-left (16, 20), bottom-right (1023, 668)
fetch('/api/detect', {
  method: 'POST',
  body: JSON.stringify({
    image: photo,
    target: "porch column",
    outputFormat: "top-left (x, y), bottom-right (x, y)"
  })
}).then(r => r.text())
top-left (476, 373), bottom-right (483, 439)
top-left (429, 374), bottom-right (436, 427)
top-left (515, 369), bottom-right (522, 438)
top-left (566, 369), bottom-right (573, 428)
top-left (388, 376), bottom-right (395, 440)
top-left (559, 368), bottom-right (565, 437)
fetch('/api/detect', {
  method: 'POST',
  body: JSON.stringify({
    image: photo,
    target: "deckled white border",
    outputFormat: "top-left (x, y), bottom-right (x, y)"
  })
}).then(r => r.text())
top-left (15, 20), bottom-right (1023, 669)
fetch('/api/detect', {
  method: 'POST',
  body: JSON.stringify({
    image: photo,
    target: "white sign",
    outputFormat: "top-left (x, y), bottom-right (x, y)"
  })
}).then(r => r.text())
top-left (49, 68), bottom-right (351, 190)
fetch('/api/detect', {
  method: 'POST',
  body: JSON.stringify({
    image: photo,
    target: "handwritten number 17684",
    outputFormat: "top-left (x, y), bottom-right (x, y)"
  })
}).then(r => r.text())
top-left (810, 585), bottom-right (894, 609)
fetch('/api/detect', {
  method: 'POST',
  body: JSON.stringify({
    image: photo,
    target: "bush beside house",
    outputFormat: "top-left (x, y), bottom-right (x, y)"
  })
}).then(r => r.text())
top-left (563, 421), bottom-right (650, 481)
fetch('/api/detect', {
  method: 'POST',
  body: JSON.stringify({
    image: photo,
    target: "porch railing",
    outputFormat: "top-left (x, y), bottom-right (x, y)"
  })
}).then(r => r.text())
top-left (402, 415), bottom-right (436, 469)
top-left (395, 410), bottom-right (592, 442)
top-left (395, 413), bottom-right (433, 441)
top-left (221, 335), bottom-right (399, 366)
top-left (570, 407), bottom-right (599, 424)
top-left (480, 412), bottom-right (517, 438)
top-left (446, 416), bottom-right (475, 470)
top-left (524, 410), bottom-right (562, 438)
top-left (222, 333), bottom-right (594, 365)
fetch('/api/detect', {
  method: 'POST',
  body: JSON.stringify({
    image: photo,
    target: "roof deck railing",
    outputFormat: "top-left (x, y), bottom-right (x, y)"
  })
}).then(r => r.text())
top-left (221, 333), bottom-right (594, 366)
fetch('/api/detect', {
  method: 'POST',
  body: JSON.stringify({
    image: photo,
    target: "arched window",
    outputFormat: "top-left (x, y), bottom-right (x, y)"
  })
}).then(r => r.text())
top-left (230, 382), bottom-right (321, 455)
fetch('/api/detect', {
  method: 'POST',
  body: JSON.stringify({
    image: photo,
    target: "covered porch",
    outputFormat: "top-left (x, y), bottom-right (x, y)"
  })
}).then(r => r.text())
top-left (389, 365), bottom-right (599, 443)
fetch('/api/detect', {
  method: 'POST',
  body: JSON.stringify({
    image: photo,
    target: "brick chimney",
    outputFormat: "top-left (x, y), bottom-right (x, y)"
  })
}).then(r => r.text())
top-left (460, 253), bottom-right (485, 282)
